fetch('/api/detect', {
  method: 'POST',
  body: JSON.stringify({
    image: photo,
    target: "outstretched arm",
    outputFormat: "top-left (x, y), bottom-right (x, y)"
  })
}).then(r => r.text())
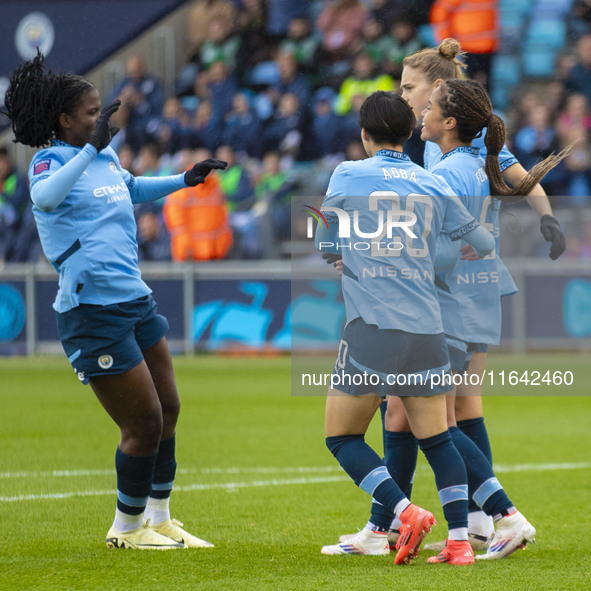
top-left (503, 162), bottom-right (565, 259)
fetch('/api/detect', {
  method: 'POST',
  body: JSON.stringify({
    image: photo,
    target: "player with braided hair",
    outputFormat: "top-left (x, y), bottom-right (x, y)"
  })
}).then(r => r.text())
top-left (4, 51), bottom-right (227, 549)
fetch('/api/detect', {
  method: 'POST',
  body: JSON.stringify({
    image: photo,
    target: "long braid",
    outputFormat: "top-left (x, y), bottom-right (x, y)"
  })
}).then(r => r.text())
top-left (438, 79), bottom-right (572, 201)
top-left (4, 50), bottom-right (94, 148)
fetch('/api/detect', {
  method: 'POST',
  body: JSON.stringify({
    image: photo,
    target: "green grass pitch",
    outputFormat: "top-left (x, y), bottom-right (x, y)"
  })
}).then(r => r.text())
top-left (1, 353), bottom-right (590, 590)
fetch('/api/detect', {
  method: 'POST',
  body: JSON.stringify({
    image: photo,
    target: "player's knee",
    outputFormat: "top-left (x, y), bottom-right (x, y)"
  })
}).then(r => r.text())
top-left (161, 396), bottom-right (180, 431)
top-left (123, 408), bottom-right (163, 449)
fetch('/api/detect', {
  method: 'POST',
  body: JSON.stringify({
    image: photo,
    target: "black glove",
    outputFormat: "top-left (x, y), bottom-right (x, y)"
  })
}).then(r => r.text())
top-left (540, 214), bottom-right (566, 260)
top-left (322, 252), bottom-right (342, 265)
top-left (89, 100), bottom-right (121, 152)
top-left (184, 158), bottom-right (227, 187)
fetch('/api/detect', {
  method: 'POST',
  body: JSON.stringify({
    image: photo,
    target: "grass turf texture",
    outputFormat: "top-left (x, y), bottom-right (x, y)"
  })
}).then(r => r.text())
top-left (1, 353), bottom-right (590, 590)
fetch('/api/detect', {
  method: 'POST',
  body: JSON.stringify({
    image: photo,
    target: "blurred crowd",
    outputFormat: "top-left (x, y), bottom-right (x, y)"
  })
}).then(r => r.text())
top-left (3, 0), bottom-right (591, 264)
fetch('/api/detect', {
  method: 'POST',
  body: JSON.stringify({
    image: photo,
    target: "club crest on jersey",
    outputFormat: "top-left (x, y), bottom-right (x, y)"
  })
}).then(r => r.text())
top-left (109, 161), bottom-right (118, 173)
top-left (33, 159), bottom-right (51, 175)
top-left (98, 355), bottom-right (114, 369)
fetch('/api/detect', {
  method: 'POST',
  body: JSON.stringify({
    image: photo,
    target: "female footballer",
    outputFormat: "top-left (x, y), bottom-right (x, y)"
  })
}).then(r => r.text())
top-left (317, 90), bottom-right (496, 565)
top-left (4, 52), bottom-right (226, 549)
top-left (334, 73), bottom-right (569, 562)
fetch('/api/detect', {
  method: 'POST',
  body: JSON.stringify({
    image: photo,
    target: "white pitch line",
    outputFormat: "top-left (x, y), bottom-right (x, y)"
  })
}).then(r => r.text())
top-left (0, 475), bottom-right (350, 502)
top-left (0, 466), bottom-right (343, 479)
top-left (0, 461), bottom-right (589, 503)
top-left (2, 462), bottom-right (589, 481)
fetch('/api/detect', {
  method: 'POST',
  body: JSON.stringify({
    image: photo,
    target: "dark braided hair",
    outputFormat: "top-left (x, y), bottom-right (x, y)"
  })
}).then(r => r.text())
top-left (437, 79), bottom-right (572, 201)
top-left (4, 50), bottom-right (95, 148)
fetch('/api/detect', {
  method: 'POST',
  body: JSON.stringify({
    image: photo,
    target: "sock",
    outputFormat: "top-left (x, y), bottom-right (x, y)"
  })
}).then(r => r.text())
top-left (418, 430), bottom-right (468, 533)
top-left (457, 417), bottom-right (493, 512)
top-left (449, 426), bottom-right (513, 517)
top-left (145, 435), bottom-right (176, 525)
top-left (112, 447), bottom-right (157, 533)
top-left (448, 527), bottom-right (469, 541)
top-left (468, 510), bottom-right (494, 539)
top-left (326, 434), bottom-right (406, 527)
top-left (369, 430), bottom-right (418, 530)
top-left (457, 417), bottom-right (493, 464)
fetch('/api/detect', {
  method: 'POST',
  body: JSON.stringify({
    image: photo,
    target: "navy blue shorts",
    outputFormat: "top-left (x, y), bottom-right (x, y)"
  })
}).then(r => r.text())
top-left (444, 334), bottom-right (469, 372)
top-left (57, 295), bottom-right (169, 384)
top-left (331, 318), bottom-right (452, 397)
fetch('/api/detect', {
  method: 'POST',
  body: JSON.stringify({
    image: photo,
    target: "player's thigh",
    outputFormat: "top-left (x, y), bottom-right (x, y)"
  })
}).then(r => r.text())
top-left (325, 391), bottom-right (383, 436)
top-left (90, 360), bottom-right (163, 448)
top-left (456, 350), bottom-right (488, 397)
top-left (456, 350), bottom-right (487, 419)
top-left (142, 337), bottom-right (180, 426)
top-left (400, 395), bottom-right (448, 440)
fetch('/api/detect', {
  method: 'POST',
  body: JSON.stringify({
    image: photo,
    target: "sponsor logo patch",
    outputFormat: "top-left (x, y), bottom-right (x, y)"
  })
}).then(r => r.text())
top-left (33, 159), bottom-right (51, 175)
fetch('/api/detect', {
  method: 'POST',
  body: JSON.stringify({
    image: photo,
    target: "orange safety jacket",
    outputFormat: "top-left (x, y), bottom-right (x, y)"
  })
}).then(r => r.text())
top-left (430, 0), bottom-right (498, 54)
top-left (163, 174), bottom-right (233, 261)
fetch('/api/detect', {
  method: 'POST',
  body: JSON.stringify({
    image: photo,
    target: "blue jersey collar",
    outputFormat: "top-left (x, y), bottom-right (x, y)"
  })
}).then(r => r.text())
top-left (440, 146), bottom-right (480, 160)
top-left (374, 149), bottom-right (411, 161)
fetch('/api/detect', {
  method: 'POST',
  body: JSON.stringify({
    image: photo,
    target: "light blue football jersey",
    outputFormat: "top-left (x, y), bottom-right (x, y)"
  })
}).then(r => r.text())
top-left (424, 134), bottom-right (519, 173)
top-left (425, 136), bottom-right (518, 298)
top-left (29, 140), bottom-right (181, 312)
top-left (431, 146), bottom-right (516, 345)
top-left (320, 149), bottom-right (480, 334)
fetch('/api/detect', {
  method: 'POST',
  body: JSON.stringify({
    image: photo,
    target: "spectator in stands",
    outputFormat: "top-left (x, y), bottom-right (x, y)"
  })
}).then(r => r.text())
top-left (117, 144), bottom-right (137, 176)
top-left (184, 99), bottom-right (223, 153)
top-left (310, 88), bottom-right (341, 158)
top-left (513, 104), bottom-right (565, 195)
top-left (360, 18), bottom-right (391, 69)
top-left (556, 93), bottom-right (591, 204)
top-left (107, 55), bottom-right (164, 150)
top-left (336, 92), bottom-right (366, 150)
top-left (147, 97), bottom-right (186, 156)
top-left (514, 104), bottom-right (559, 167)
top-left (279, 17), bottom-right (320, 71)
top-left (0, 147), bottom-right (33, 263)
top-left (268, 51), bottom-right (312, 114)
top-left (344, 139), bottom-right (367, 161)
top-left (198, 17), bottom-right (241, 72)
top-left (368, 0), bottom-right (403, 29)
top-left (215, 145), bottom-right (255, 213)
top-left (254, 151), bottom-right (300, 243)
top-left (565, 34), bottom-right (591, 104)
top-left (383, 20), bottom-right (423, 79)
top-left (187, 0), bottom-right (237, 58)
top-left (222, 92), bottom-right (262, 158)
top-left (267, 0), bottom-right (310, 42)
top-left (135, 143), bottom-right (173, 178)
top-left (334, 51), bottom-right (395, 115)
top-left (163, 148), bottom-right (232, 261)
top-left (261, 93), bottom-right (303, 156)
top-left (236, 0), bottom-right (270, 75)
top-left (570, 0), bottom-right (591, 38)
top-left (429, 0), bottom-right (499, 88)
top-left (136, 204), bottom-right (172, 262)
top-left (316, 0), bottom-right (367, 62)
top-left (206, 60), bottom-right (240, 121)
